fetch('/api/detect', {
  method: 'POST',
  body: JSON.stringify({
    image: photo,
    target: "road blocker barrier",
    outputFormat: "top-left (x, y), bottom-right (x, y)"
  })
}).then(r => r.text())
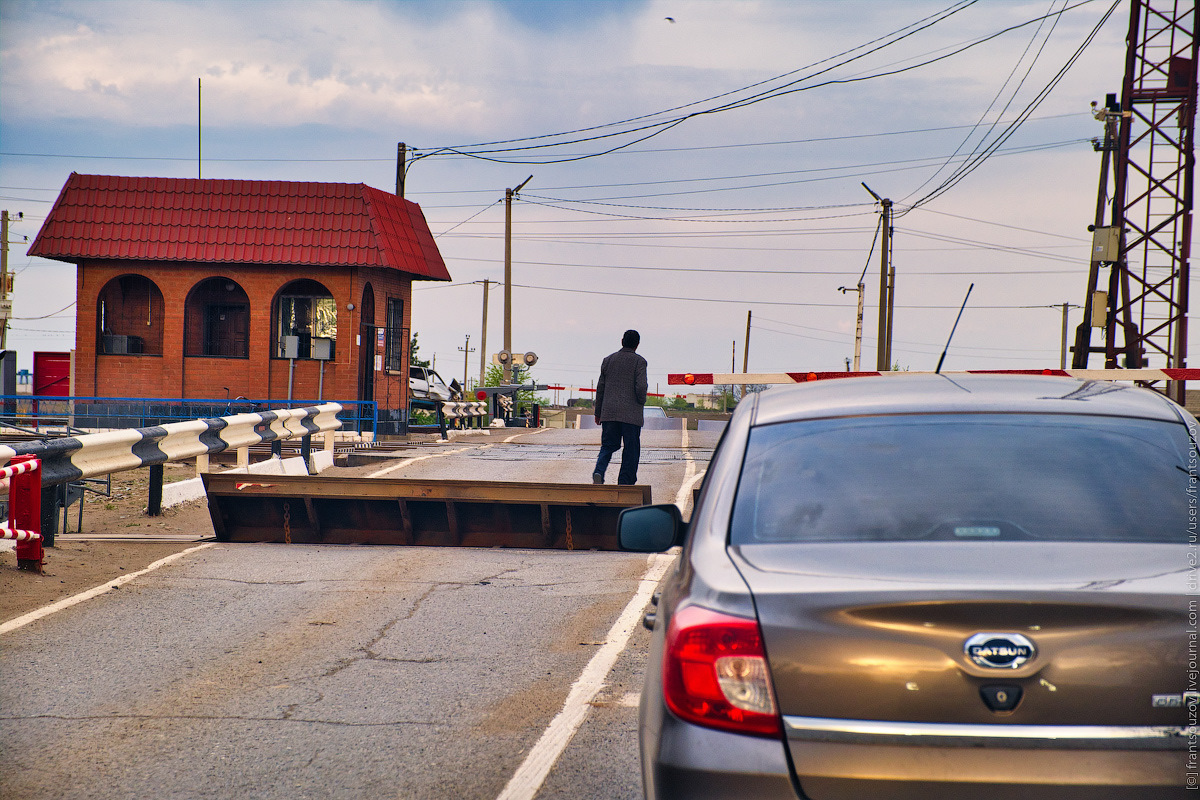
top-left (1, 456), bottom-right (43, 572)
top-left (202, 473), bottom-right (651, 550)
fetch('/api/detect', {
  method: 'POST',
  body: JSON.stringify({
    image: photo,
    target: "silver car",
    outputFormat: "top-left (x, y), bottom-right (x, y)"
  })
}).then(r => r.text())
top-left (409, 366), bottom-right (452, 402)
top-left (620, 374), bottom-right (1194, 799)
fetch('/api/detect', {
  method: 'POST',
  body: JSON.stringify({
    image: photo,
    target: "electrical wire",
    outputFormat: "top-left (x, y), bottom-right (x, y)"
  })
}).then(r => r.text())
top-left (409, 2), bottom-right (1102, 166)
top-left (411, 2), bottom-right (982, 159)
top-left (903, 0), bottom-right (1068, 204)
top-left (0, 111), bottom-right (1091, 169)
top-left (487, 281), bottom-right (1086, 311)
top-left (902, 0), bottom-right (1121, 210)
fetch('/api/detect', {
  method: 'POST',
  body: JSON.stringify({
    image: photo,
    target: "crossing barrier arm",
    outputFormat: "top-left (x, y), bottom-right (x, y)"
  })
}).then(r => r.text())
top-left (668, 368), bottom-right (1200, 386)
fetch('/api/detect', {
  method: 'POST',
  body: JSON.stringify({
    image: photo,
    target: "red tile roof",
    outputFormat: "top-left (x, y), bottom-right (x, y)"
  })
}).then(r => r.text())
top-left (28, 173), bottom-right (451, 280)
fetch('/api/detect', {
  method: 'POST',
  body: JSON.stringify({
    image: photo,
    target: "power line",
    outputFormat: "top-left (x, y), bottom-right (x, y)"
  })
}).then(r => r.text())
top-left (445, 281), bottom-right (1090, 311)
top-left (438, 253), bottom-right (1080, 275)
top-left (410, 1), bottom-right (1103, 166)
top-left (0, 111), bottom-right (1092, 169)
top-left (414, 2), bottom-right (983, 159)
top-left (903, 0), bottom-right (1121, 210)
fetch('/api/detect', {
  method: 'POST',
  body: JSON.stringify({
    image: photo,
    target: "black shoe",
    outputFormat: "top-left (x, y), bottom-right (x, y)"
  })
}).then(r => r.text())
top-left (592, 472), bottom-right (603, 484)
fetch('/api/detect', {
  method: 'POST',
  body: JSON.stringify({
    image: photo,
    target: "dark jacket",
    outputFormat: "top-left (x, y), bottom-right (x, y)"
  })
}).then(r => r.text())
top-left (595, 347), bottom-right (648, 426)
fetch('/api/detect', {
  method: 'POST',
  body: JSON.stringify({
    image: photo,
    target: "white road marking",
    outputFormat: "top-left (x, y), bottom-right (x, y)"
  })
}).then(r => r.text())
top-left (616, 691), bottom-right (641, 708)
top-left (495, 552), bottom-right (675, 800)
top-left (673, 424), bottom-right (706, 513)
top-left (0, 542), bottom-right (216, 636)
top-left (503, 427), bottom-right (549, 443)
top-left (365, 429), bottom-right (547, 479)
top-left (366, 447), bottom-right (473, 478)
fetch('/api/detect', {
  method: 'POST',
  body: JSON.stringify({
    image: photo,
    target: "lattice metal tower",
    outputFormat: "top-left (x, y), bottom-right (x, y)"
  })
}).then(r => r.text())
top-left (1072, 0), bottom-right (1196, 404)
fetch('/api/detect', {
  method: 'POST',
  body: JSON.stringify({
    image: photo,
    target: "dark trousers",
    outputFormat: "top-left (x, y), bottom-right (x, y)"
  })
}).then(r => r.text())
top-left (595, 421), bottom-right (642, 485)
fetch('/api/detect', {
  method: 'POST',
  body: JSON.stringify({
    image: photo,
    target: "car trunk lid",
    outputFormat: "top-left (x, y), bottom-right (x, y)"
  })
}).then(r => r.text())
top-left (731, 542), bottom-right (1189, 727)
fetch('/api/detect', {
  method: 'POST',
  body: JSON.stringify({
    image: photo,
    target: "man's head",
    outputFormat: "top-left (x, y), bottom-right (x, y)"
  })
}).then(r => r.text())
top-left (622, 329), bottom-right (640, 349)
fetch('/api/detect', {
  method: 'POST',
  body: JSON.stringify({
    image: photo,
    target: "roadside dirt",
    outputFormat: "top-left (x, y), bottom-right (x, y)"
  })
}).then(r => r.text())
top-left (0, 462), bottom-right (214, 625)
top-left (0, 457), bottom-right (405, 626)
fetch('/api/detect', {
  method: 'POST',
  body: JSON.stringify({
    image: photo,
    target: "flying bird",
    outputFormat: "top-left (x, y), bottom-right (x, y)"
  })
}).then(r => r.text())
top-left (665, 17), bottom-right (675, 23)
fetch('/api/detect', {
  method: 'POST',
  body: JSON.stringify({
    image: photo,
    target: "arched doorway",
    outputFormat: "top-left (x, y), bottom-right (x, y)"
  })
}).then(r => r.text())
top-left (184, 278), bottom-right (250, 358)
top-left (97, 274), bottom-right (165, 355)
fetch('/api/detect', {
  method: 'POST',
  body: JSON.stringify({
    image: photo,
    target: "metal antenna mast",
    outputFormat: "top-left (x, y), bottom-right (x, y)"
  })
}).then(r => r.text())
top-left (1072, 0), bottom-right (1197, 405)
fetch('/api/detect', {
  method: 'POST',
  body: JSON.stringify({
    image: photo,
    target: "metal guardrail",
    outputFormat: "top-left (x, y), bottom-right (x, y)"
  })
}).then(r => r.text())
top-left (0, 395), bottom-right (377, 435)
top-left (0, 403), bottom-right (343, 487)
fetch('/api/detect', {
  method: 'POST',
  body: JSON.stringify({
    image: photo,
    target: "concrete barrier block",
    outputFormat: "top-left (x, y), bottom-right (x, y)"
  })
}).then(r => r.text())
top-left (280, 457), bottom-right (308, 476)
top-left (162, 476), bottom-right (206, 508)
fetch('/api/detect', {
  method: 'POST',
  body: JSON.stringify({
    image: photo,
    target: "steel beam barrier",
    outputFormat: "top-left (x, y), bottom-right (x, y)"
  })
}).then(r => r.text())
top-left (202, 473), bottom-right (651, 550)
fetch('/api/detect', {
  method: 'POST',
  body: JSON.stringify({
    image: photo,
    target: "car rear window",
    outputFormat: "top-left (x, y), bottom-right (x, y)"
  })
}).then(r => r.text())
top-left (730, 413), bottom-right (1194, 544)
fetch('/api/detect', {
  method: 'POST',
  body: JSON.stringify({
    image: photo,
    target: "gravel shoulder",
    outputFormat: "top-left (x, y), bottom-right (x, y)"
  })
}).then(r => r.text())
top-left (0, 452), bottom-right (442, 625)
top-left (0, 462), bottom-right (215, 625)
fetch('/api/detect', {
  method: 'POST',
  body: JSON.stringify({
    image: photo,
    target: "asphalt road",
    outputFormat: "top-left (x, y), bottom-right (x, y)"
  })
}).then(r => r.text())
top-left (0, 426), bottom-right (717, 800)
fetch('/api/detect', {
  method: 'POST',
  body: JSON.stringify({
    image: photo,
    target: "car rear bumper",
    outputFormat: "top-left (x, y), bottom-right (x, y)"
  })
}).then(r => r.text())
top-left (784, 715), bottom-right (1191, 799)
top-left (644, 714), bottom-right (799, 800)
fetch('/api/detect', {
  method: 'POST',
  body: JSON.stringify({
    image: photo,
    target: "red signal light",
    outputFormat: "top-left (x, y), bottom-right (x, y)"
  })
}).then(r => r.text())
top-left (476, 391), bottom-right (487, 401)
top-left (684, 374), bottom-right (696, 385)
top-left (662, 605), bottom-right (781, 739)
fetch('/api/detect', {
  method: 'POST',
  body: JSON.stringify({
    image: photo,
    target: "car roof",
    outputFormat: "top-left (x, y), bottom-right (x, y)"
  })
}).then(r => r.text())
top-left (751, 374), bottom-right (1182, 426)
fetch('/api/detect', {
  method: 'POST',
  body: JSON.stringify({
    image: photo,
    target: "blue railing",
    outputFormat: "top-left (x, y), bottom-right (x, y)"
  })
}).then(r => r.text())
top-left (0, 395), bottom-right (381, 436)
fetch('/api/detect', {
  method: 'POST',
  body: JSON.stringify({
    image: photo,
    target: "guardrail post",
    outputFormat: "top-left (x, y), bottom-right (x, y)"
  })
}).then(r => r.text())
top-left (39, 485), bottom-right (58, 548)
top-left (301, 434), bottom-right (312, 475)
top-left (147, 463), bottom-right (163, 516)
top-left (12, 455), bottom-right (44, 573)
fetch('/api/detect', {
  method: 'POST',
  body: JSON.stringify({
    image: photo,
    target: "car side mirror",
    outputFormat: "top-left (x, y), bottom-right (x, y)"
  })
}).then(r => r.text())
top-left (618, 504), bottom-right (685, 552)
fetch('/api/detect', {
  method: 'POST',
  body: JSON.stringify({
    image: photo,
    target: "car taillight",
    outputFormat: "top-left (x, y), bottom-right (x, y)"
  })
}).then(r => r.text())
top-left (662, 605), bottom-right (781, 738)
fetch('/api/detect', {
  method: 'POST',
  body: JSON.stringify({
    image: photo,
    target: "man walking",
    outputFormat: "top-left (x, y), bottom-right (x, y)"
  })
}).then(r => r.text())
top-left (593, 329), bottom-right (648, 485)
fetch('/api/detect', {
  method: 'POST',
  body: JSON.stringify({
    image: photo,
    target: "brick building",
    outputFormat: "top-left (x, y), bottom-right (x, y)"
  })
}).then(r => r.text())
top-left (28, 173), bottom-right (450, 414)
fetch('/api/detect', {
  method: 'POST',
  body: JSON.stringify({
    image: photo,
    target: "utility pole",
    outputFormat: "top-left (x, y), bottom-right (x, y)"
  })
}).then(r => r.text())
top-left (478, 279), bottom-right (490, 386)
top-left (862, 183), bottom-right (893, 370)
top-left (396, 142), bottom-right (407, 198)
top-left (503, 175), bottom-right (533, 384)
top-left (838, 282), bottom-right (865, 371)
top-left (885, 265), bottom-right (895, 369)
top-left (0, 210), bottom-right (15, 350)
top-left (197, 79), bottom-right (202, 179)
top-left (458, 334), bottom-right (475, 393)
top-left (742, 310), bottom-right (752, 372)
top-left (1060, 302), bottom-right (1069, 370)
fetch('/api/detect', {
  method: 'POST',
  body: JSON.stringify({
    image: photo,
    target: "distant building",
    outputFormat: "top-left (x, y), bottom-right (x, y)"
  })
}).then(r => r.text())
top-left (29, 173), bottom-right (450, 414)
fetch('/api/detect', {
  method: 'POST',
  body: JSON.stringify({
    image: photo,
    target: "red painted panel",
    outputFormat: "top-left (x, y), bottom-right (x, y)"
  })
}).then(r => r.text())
top-left (33, 351), bottom-right (71, 397)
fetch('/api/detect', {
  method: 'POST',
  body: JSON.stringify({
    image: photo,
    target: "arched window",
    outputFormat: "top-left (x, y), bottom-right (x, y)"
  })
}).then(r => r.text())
top-left (273, 279), bottom-right (336, 359)
top-left (96, 274), bottom-right (164, 355)
top-left (184, 278), bottom-right (250, 358)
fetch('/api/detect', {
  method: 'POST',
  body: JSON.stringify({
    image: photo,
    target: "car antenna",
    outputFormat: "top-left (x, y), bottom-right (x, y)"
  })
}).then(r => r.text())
top-left (936, 283), bottom-right (974, 374)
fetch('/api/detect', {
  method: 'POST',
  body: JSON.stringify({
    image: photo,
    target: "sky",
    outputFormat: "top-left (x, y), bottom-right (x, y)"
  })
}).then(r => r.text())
top-left (0, 0), bottom-right (1185, 400)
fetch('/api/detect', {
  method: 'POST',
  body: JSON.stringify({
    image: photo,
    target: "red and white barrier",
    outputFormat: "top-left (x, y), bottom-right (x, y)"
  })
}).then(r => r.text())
top-left (668, 368), bottom-right (1200, 386)
top-left (1, 529), bottom-right (42, 542)
top-left (542, 385), bottom-right (688, 400)
top-left (1, 455), bottom-right (43, 573)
